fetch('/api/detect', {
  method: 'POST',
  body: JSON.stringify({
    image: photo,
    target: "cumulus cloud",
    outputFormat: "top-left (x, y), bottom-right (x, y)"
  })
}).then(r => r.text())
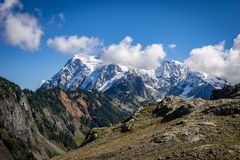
top-left (47, 35), bottom-right (102, 55)
top-left (48, 35), bottom-right (166, 70)
top-left (0, 0), bottom-right (43, 51)
top-left (168, 43), bottom-right (176, 50)
top-left (5, 13), bottom-right (43, 51)
top-left (184, 34), bottom-right (240, 84)
top-left (102, 36), bottom-right (166, 69)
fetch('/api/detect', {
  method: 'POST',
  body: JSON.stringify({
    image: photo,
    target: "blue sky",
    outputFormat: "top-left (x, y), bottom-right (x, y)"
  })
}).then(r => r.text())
top-left (0, 0), bottom-right (239, 90)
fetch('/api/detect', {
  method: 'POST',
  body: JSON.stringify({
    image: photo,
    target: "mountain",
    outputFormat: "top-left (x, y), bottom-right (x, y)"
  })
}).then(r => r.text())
top-left (0, 77), bottom-right (130, 159)
top-left (0, 76), bottom-right (238, 160)
top-left (51, 92), bottom-right (240, 160)
top-left (42, 54), bottom-right (227, 101)
top-left (41, 55), bottom-right (101, 90)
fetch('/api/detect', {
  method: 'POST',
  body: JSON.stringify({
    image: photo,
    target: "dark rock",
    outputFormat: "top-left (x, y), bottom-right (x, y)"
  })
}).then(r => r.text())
top-left (82, 130), bottom-right (98, 145)
top-left (153, 97), bottom-right (181, 117)
top-left (121, 123), bottom-right (134, 133)
top-left (175, 120), bottom-right (188, 125)
top-left (153, 104), bottom-right (173, 117)
top-left (161, 104), bottom-right (195, 123)
top-left (203, 103), bottom-right (240, 115)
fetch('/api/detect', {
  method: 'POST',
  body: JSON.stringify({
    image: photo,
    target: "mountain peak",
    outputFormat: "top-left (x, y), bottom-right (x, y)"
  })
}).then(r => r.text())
top-left (70, 54), bottom-right (102, 69)
top-left (170, 60), bottom-right (182, 65)
top-left (161, 60), bottom-right (184, 67)
top-left (42, 55), bottom-right (227, 100)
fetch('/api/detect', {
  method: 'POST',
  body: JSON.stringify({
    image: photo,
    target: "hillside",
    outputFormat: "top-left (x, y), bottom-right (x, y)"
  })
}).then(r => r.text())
top-left (52, 91), bottom-right (240, 159)
top-left (0, 77), bottom-right (130, 159)
top-left (0, 76), bottom-right (239, 159)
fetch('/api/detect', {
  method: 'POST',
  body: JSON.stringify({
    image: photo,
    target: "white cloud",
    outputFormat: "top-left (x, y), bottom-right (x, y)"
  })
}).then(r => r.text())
top-left (102, 36), bottom-right (166, 69)
top-left (168, 43), bottom-right (176, 49)
top-left (47, 35), bottom-right (102, 55)
top-left (5, 13), bottom-right (43, 51)
top-left (48, 35), bottom-right (166, 70)
top-left (0, 0), bottom-right (20, 14)
top-left (47, 34), bottom-right (240, 81)
top-left (233, 34), bottom-right (240, 50)
top-left (0, 0), bottom-right (43, 51)
top-left (184, 34), bottom-right (240, 84)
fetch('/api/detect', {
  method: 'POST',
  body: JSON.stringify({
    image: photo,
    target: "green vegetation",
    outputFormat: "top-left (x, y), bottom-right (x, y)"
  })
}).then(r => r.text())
top-left (69, 89), bottom-right (130, 127)
top-left (211, 83), bottom-right (240, 99)
top-left (80, 117), bottom-right (91, 126)
top-left (49, 131), bottom-right (77, 150)
top-left (73, 132), bottom-right (86, 146)
top-left (24, 88), bottom-right (81, 151)
top-left (0, 77), bottom-right (133, 159)
top-left (0, 129), bottom-right (35, 160)
top-left (0, 77), bottom-right (22, 100)
top-left (25, 88), bottom-right (66, 114)
top-left (3, 138), bottom-right (35, 160)
top-left (67, 124), bottom-right (76, 134)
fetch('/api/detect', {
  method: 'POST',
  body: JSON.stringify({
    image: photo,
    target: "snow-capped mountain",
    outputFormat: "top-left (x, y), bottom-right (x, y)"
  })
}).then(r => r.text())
top-left (81, 64), bottom-right (125, 91)
top-left (42, 54), bottom-right (101, 90)
top-left (42, 54), bottom-right (227, 100)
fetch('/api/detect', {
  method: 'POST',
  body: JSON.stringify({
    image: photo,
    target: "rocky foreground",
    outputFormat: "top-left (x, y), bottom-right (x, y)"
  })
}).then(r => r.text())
top-left (52, 95), bottom-right (240, 160)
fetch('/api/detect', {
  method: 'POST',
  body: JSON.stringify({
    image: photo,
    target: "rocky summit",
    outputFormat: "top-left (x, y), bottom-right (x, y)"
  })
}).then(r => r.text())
top-left (42, 54), bottom-right (227, 100)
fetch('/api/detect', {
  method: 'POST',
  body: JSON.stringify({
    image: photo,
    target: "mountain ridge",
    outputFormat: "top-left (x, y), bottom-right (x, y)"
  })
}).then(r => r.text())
top-left (42, 54), bottom-right (227, 100)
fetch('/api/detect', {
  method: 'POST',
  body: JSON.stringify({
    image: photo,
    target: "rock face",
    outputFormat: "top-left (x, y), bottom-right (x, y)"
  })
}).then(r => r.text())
top-left (0, 78), bottom-right (63, 159)
top-left (0, 77), bottom-right (130, 159)
top-left (59, 90), bottom-right (84, 118)
top-left (51, 94), bottom-right (240, 160)
top-left (0, 139), bottom-right (14, 160)
top-left (42, 54), bottom-right (227, 100)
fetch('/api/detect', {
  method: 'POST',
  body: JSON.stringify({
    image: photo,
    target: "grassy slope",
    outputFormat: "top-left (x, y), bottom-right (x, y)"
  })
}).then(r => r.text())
top-left (52, 97), bottom-right (240, 160)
